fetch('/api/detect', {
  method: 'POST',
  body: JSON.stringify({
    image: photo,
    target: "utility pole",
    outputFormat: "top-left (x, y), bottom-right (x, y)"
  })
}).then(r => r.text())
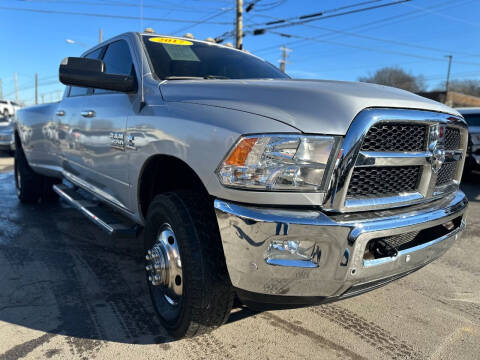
top-left (14, 72), bottom-right (18, 103)
top-left (41, 94), bottom-right (45, 104)
top-left (35, 73), bottom-right (38, 105)
top-left (99, 28), bottom-right (103, 43)
top-left (279, 46), bottom-right (292, 73)
top-left (236, 0), bottom-right (243, 49)
top-left (445, 55), bottom-right (453, 95)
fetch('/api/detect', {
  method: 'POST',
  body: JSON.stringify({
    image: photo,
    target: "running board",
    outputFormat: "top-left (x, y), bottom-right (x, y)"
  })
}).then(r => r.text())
top-left (53, 184), bottom-right (139, 239)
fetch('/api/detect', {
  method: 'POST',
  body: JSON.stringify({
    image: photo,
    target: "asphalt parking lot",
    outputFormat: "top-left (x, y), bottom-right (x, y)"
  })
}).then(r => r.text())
top-left (0, 152), bottom-right (479, 360)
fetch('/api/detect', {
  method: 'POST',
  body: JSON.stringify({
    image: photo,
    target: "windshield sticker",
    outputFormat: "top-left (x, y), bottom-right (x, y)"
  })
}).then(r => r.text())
top-left (149, 37), bottom-right (193, 46)
top-left (162, 43), bottom-right (200, 62)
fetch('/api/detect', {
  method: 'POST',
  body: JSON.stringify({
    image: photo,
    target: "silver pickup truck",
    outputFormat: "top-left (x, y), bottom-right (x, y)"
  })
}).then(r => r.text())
top-left (14, 32), bottom-right (469, 339)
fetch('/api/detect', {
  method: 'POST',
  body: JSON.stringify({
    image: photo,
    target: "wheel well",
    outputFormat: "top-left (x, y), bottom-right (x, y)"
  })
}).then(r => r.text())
top-left (138, 155), bottom-right (210, 220)
top-left (14, 131), bottom-right (21, 149)
top-left (14, 130), bottom-right (24, 154)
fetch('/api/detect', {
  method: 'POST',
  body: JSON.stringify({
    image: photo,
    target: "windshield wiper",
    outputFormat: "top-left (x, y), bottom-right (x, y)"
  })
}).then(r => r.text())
top-left (164, 75), bottom-right (229, 80)
top-left (164, 76), bottom-right (204, 80)
top-left (204, 75), bottom-right (229, 79)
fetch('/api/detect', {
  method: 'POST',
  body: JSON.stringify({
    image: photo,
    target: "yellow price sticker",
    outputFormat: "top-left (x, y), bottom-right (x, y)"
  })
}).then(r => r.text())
top-left (149, 37), bottom-right (193, 46)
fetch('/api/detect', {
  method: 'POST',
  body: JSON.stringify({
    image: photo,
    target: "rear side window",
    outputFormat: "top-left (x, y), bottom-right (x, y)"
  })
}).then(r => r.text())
top-left (68, 47), bottom-right (105, 97)
top-left (94, 40), bottom-right (135, 95)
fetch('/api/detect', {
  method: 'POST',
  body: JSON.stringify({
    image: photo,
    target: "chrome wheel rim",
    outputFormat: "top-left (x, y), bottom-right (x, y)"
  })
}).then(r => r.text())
top-left (146, 224), bottom-right (183, 306)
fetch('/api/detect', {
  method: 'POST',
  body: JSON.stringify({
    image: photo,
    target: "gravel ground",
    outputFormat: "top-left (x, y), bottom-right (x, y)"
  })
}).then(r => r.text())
top-left (0, 152), bottom-right (479, 360)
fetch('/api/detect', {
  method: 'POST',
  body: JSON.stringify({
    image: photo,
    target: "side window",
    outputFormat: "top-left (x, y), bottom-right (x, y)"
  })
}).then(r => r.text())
top-left (68, 47), bottom-right (105, 97)
top-left (94, 40), bottom-right (135, 95)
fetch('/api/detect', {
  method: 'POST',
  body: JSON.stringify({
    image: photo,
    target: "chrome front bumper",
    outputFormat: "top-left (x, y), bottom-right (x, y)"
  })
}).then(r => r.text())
top-left (214, 190), bottom-right (468, 300)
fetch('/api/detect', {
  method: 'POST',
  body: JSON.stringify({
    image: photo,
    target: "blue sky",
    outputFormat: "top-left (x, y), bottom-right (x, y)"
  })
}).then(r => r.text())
top-left (1, 0), bottom-right (479, 105)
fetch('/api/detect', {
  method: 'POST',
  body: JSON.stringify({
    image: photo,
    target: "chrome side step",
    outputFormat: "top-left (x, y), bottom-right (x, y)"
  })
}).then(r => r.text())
top-left (53, 184), bottom-right (139, 239)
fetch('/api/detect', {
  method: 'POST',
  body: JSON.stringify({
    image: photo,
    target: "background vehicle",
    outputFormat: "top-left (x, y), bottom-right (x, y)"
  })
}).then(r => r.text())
top-left (13, 32), bottom-right (469, 339)
top-left (457, 108), bottom-right (480, 175)
top-left (0, 115), bottom-right (15, 154)
top-left (0, 100), bottom-right (20, 117)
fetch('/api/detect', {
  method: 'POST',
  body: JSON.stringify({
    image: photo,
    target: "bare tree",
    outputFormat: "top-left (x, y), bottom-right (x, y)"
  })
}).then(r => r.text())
top-left (436, 79), bottom-right (480, 97)
top-left (359, 66), bottom-right (426, 92)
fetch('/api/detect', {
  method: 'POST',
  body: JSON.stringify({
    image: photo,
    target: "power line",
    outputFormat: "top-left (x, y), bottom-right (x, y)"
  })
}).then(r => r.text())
top-left (216, 0), bottom-right (397, 42)
top-left (252, 14), bottom-right (480, 58)
top-left (249, 0), bottom-right (286, 12)
top-left (250, 0), bottom-right (472, 55)
top-left (404, 1), bottom-right (480, 28)
top-left (3, 80), bottom-right (61, 98)
top-left (266, 30), bottom-right (480, 67)
top-left (0, 6), bottom-right (233, 25)
top-left (247, 0), bottom-right (385, 27)
top-left (172, 7), bottom-right (233, 35)
top-left (8, 0), bottom-right (225, 13)
top-left (250, 0), bottom-right (410, 34)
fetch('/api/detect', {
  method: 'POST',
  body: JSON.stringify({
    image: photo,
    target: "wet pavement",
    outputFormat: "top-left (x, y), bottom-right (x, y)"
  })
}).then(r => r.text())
top-left (0, 153), bottom-right (479, 359)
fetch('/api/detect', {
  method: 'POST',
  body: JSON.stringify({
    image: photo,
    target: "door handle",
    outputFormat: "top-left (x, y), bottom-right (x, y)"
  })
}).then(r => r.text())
top-left (55, 110), bottom-right (65, 116)
top-left (81, 110), bottom-right (96, 118)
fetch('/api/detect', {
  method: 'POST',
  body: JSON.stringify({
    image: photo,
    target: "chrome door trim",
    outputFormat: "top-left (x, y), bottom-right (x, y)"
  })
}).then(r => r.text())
top-left (81, 110), bottom-right (96, 118)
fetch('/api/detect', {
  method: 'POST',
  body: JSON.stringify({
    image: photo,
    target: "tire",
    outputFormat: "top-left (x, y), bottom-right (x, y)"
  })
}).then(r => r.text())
top-left (14, 145), bottom-right (60, 203)
top-left (144, 191), bottom-right (234, 339)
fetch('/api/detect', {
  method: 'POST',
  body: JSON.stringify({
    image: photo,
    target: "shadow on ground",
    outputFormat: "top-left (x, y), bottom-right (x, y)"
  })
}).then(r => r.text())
top-left (0, 171), bottom-right (173, 345)
top-left (0, 168), bottom-right (478, 348)
top-left (0, 171), bottom-right (258, 347)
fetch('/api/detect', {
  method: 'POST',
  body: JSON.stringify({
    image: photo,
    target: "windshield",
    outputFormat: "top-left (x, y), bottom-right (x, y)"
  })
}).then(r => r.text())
top-left (142, 36), bottom-right (289, 80)
top-left (463, 113), bottom-right (480, 127)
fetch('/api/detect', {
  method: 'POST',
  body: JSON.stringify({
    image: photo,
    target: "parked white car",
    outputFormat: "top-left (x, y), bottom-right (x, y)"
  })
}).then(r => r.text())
top-left (0, 115), bottom-right (15, 154)
top-left (0, 100), bottom-right (21, 117)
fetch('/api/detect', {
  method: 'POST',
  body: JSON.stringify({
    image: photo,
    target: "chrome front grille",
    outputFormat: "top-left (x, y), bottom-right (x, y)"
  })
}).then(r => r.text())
top-left (347, 166), bottom-right (420, 198)
top-left (360, 123), bottom-right (427, 152)
top-left (324, 109), bottom-right (468, 212)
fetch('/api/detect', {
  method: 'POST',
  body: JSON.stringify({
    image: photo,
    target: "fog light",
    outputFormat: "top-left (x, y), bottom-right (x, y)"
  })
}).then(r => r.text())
top-left (265, 239), bottom-right (321, 268)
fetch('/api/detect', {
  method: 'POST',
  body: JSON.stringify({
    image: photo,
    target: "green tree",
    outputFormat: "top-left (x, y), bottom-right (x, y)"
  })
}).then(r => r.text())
top-left (359, 66), bottom-right (426, 92)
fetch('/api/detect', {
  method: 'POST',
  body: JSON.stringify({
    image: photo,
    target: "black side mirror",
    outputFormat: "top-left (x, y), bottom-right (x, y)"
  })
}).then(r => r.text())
top-left (59, 57), bottom-right (136, 93)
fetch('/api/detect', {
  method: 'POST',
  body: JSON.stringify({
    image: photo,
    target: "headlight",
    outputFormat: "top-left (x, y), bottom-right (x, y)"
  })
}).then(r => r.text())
top-left (216, 134), bottom-right (338, 192)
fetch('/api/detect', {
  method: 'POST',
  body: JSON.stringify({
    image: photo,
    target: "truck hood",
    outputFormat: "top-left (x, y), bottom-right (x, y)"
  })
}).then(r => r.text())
top-left (161, 79), bottom-right (459, 134)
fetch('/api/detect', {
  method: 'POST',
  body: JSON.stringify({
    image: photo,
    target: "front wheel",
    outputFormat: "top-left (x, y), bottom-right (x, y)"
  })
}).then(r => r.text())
top-left (144, 191), bottom-right (233, 339)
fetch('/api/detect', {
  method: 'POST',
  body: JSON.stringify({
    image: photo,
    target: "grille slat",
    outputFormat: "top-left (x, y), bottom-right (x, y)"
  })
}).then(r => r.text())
top-left (347, 166), bottom-right (421, 198)
top-left (361, 123), bottom-right (427, 152)
top-left (444, 127), bottom-right (461, 150)
top-left (380, 231), bottom-right (420, 249)
top-left (436, 161), bottom-right (457, 186)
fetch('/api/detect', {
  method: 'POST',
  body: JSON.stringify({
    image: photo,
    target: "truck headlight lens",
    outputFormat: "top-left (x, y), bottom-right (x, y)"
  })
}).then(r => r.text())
top-left (216, 134), bottom-right (338, 191)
